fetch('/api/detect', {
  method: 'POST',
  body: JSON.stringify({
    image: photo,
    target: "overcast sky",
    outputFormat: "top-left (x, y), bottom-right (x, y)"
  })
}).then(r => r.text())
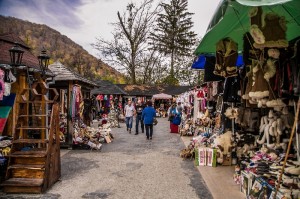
top-left (0, 0), bottom-right (221, 56)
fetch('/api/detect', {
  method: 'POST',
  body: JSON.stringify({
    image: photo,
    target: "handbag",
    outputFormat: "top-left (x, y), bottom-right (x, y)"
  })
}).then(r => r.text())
top-left (172, 115), bottom-right (181, 125)
top-left (153, 118), bottom-right (158, 125)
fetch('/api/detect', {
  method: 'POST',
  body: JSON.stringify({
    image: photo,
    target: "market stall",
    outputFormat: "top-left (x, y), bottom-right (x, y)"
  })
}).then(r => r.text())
top-left (91, 80), bottom-right (127, 126)
top-left (183, 1), bottom-right (300, 198)
top-left (152, 93), bottom-right (172, 117)
top-left (48, 61), bottom-right (102, 149)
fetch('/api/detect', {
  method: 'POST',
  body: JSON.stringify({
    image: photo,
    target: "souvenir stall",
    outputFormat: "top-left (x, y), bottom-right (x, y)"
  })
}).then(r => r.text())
top-left (0, 33), bottom-right (62, 193)
top-left (184, 1), bottom-right (300, 198)
top-left (152, 93), bottom-right (172, 117)
top-left (91, 80), bottom-right (127, 126)
top-left (0, 34), bottom-right (44, 183)
top-left (48, 61), bottom-right (101, 149)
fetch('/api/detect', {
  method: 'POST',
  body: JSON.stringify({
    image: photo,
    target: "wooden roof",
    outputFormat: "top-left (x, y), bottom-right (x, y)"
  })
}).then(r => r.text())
top-left (48, 61), bottom-right (97, 86)
top-left (91, 80), bottom-right (127, 95)
top-left (0, 33), bottom-right (40, 69)
top-left (116, 84), bottom-right (192, 96)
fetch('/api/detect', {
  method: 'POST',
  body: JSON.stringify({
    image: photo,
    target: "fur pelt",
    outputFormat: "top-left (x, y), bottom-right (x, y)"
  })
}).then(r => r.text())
top-left (213, 131), bottom-right (233, 156)
top-left (264, 59), bottom-right (277, 81)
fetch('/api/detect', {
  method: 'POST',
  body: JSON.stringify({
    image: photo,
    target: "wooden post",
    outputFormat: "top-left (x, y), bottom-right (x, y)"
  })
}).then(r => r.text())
top-left (7, 72), bottom-right (27, 138)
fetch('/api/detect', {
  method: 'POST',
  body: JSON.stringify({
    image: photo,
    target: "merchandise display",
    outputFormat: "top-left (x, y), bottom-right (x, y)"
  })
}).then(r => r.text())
top-left (187, 4), bottom-right (300, 198)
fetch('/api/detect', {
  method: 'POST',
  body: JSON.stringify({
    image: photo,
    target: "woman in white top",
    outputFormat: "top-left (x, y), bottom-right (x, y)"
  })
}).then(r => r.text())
top-left (124, 99), bottom-right (135, 133)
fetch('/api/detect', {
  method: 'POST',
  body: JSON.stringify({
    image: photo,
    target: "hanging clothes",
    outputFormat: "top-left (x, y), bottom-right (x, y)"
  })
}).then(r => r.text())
top-left (69, 85), bottom-right (83, 120)
top-left (223, 75), bottom-right (241, 103)
top-left (0, 69), bottom-right (5, 100)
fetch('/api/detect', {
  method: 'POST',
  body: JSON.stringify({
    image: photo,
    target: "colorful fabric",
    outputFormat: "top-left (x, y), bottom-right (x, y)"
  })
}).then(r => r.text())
top-left (0, 69), bottom-right (4, 100)
top-left (0, 106), bottom-right (11, 118)
top-left (0, 118), bottom-right (7, 133)
top-left (0, 93), bottom-right (16, 106)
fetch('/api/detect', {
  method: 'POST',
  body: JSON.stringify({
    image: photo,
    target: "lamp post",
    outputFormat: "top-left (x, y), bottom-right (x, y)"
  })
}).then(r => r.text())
top-left (38, 48), bottom-right (50, 79)
top-left (9, 43), bottom-right (24, 75)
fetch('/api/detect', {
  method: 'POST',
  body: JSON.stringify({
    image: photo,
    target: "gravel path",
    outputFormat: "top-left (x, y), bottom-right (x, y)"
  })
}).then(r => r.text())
top-left (0, 117), bottom-right (212, 199)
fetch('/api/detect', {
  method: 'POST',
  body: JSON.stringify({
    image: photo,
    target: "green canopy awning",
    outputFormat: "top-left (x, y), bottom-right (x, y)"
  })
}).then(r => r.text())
top-left (194, 0), bottom-right (300, 55)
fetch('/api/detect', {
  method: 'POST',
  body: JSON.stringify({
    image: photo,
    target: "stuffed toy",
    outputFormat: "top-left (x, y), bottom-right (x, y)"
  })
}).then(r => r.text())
top-left (224, 107), bottom-right (239, 119)
top-left (213, 131), bottom-right (233, 157)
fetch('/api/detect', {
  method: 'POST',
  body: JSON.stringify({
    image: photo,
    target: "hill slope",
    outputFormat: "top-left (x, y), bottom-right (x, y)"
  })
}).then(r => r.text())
top-left (0, 15), bottom-right (125, 83)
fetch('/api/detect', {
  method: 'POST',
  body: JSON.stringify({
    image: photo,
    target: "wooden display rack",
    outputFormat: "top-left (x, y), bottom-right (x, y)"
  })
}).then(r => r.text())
top-left (1, 78), bottom-right (61, 193)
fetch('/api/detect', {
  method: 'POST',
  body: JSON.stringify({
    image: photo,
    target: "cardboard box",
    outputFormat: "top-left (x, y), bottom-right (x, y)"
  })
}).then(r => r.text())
top-left (248, 177), bottom-right (273, 199)
top-left (240, 171), bottom-right (251, 196)
top-left (268, 190), bottom-right (285, 199)
top-left (222, 155), bottom-right (232, 166)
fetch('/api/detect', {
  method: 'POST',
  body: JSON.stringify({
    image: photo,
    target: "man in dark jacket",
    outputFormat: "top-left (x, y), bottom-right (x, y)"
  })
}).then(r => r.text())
top-left (142, 101), bottom-right (156, 140)
top-left (135, 100), bottom-right (145, 135)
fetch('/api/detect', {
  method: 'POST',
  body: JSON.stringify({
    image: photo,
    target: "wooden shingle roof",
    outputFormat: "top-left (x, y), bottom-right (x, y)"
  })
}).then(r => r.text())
top-left (48, 61), bottom-right (97, 86)
top-left (91, 80), bottom-right (127, 95)
top-left (0, 33), bottom-right (40, 69)
top-left (116, 84), bottom-right (192, 96)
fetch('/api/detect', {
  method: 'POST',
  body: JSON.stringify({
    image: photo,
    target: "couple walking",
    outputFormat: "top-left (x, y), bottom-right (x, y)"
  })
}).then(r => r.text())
top-left (124, 100), bottom-right (156, 140)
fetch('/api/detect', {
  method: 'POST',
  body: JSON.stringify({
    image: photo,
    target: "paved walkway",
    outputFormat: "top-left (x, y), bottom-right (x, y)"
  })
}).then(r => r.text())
top-left (0, 118), bottom-right (212, 199)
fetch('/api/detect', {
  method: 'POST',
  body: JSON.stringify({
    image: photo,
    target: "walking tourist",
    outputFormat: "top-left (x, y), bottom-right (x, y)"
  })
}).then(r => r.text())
top-left (142, 101), bottom-right (156, 140)
top-left (168, 103), bottom-right (176, 133)
top-left (135, 100), bottom-right (145, 135)
top-left (124, 99), bottom-right (135, 133)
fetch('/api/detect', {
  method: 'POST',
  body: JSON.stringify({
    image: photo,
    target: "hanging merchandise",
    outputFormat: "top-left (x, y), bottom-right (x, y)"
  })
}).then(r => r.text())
top-left (0, 69), bottom-right (4, 101)
top-left (69, 85), bottom-right (83, 121)
top-left (223, 76), bottom-right (241, 103)
top-left (289, 37), bottom-right (300, 96)
top-left (3, 69), bottom-right (16, 97)
top-left (214, 38), bottom-right (238, 77)
top-left (249, 7), bottom-right (288, 49)
top-left (203, 56), bottom-right (225, 82)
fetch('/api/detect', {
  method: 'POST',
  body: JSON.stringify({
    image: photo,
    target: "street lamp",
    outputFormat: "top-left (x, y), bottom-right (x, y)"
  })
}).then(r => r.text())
top-left (38, 48), bottom-right (50, 78)
top-left (9, 43), bottom-right (24, 75)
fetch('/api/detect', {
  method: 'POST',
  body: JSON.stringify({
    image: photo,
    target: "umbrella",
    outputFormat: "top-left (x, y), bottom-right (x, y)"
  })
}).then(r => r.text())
top-left (194, 0), bottom-right (300, 55)
top-left (152, 93), bottom-right (172, 100)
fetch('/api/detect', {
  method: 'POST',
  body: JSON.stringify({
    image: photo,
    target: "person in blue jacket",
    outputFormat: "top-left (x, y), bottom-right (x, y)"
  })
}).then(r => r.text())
top-left (142, 100), bottom-right (156, 140)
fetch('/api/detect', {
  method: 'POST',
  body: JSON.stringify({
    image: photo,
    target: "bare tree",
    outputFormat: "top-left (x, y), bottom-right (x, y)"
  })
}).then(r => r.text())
top-left (93, 0), bottom-right (161, 84)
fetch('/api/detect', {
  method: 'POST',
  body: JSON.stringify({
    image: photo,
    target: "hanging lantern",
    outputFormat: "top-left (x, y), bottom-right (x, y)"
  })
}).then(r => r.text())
top-left (9, 43), bottom-right (24, 75)
top-left (38, 48), bottom-right (50, 78)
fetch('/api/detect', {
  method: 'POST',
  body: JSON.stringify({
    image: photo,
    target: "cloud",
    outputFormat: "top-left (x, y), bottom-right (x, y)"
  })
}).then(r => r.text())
top-left (0, 0), bottom-right (84, 29)
top-left (0, 0), bottom-right (221, 56)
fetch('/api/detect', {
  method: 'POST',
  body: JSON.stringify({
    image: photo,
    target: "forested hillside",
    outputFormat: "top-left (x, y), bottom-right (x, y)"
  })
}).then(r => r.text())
top-left (0, 15), bottom-right (125, 83)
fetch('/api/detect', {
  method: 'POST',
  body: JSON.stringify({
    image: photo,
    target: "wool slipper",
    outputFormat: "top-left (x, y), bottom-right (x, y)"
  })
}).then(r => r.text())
top-left (285, 166), bottom-right (300, 175)
top-left (269, 119), bottom-right (277, 136)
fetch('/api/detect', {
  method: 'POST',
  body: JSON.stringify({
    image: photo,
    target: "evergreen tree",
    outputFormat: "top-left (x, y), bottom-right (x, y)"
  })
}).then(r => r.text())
top-left (150, 0), bottom-right (197, 84)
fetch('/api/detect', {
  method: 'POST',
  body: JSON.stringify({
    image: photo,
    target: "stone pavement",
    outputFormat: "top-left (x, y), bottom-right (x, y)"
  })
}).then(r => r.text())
top-left (0, 118), bottom-right (212, 199)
